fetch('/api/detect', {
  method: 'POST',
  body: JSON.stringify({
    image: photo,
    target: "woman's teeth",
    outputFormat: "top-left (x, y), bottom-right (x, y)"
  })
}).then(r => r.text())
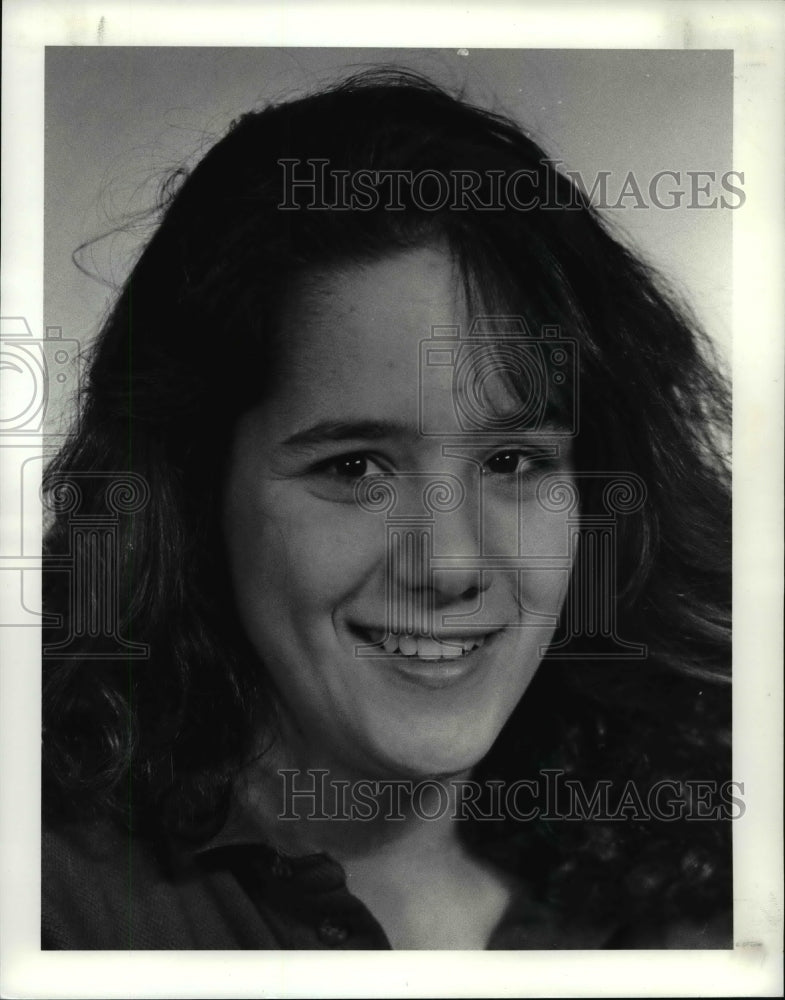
top-left (373, 632), bottom-right (486, 660)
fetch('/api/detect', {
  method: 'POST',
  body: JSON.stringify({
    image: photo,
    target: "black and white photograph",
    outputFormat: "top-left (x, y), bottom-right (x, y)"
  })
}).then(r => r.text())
top-left (1, 3), bottom-right (783, 997)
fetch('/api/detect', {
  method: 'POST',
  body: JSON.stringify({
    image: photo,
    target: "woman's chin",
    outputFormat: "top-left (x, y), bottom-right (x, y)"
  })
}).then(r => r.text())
top-left (362, 735), bottom-right (494, 784)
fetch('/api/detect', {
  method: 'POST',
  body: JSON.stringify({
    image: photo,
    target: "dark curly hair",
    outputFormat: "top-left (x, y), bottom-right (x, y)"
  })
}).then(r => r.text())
top-left (43, 69), bottom-right (731, 934)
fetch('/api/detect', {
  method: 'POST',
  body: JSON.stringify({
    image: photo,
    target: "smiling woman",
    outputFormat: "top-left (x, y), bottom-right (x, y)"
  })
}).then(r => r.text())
top-left (41, 69), bottom-right (732, 950)
top-left (222, 249), bottom-right (575, 791)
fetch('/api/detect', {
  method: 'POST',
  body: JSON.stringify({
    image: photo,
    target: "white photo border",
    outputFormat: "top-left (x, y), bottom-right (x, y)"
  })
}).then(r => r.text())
top-left (2, 2), bottom-right (783, 997)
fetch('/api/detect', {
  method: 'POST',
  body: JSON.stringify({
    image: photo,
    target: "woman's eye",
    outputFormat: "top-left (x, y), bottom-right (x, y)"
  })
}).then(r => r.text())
top-left (483, 450), bottom-right (530, 475)
top-left (322, 453), bottom-right (384, 479)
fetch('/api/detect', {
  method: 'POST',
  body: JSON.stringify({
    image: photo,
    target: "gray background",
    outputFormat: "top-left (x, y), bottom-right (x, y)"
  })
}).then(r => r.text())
top-left (45, 47), bottom-right (733, 429)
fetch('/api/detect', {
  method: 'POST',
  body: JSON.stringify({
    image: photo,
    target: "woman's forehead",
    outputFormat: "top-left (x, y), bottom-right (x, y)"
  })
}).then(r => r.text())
top-left (275, 246), bottom-right (468, 373)
top-left (255, 246), bottom-right (560, 439)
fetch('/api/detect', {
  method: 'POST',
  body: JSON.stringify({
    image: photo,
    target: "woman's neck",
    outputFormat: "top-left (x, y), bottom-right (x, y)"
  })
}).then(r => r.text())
top-left (236, 735), bottom-right (473, 866)
top-left (236, 737), bottom-right (520, 949)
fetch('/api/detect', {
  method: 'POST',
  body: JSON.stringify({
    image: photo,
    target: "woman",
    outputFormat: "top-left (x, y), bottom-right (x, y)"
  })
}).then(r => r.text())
top-left (42, 69), bottom-right (732, 949)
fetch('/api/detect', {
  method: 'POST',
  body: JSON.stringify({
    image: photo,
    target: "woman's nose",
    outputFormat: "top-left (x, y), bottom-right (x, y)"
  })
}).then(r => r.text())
top-left (386, 480), bottom-right (488, 618)
top-left (428, 500), bottom-right (487, 606)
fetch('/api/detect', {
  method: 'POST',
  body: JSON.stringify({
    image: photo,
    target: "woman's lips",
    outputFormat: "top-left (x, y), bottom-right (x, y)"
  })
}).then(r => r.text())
top-left (351, 626), bottom-right (502, 689)
top-left (388, 653), bottom-right (486, 689)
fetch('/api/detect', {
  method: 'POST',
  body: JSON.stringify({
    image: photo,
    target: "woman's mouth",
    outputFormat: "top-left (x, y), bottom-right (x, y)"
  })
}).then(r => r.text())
top-left (353, 627), bottom-right (499, 662)
top-left (351, 625), bottom-right (501, 688)
top-left (373, 628), bottom-right (486, 659)
top-left (354, 626), bottom-right (493, 658)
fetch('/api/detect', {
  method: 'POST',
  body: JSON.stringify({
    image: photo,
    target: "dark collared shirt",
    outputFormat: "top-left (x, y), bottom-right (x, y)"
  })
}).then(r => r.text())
top-left (42, 809), bottom-right (729, 950)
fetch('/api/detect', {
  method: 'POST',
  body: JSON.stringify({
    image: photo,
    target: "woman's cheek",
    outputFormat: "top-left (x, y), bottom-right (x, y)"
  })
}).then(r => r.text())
top-left (518, 503), bottom-right (576, 612)
top-left (258, 494), bottom-right (385, 602)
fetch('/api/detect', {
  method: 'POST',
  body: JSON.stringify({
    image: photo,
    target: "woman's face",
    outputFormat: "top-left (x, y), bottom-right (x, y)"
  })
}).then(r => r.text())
top-left (223, 246), bottom-right (575, 780)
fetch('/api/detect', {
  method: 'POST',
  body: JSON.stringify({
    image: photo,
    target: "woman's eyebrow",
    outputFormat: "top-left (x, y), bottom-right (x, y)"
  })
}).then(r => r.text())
top-left (282, 419), bottom-right (416, 448)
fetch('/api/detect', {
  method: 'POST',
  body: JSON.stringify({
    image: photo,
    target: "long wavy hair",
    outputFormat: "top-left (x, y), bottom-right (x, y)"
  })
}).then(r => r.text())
top-left (43, 69), bottom-right (731, 931)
